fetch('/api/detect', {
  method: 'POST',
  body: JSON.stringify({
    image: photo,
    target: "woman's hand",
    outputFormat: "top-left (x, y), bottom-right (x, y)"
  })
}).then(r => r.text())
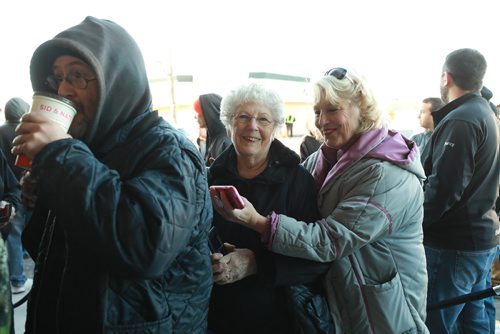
top-left (211, 243), bottom-right (257, 285)
top-left (210, 190), bottom-right (268, 234)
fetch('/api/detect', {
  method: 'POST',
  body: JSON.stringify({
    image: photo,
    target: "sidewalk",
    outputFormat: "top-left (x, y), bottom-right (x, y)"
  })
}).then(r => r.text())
top-left (11, 256), bottom-right (33, 334)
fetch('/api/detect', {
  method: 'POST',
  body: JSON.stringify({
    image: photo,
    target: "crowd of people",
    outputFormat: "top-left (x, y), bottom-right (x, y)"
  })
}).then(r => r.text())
top-left (0, 17), bottom-right (499, 334)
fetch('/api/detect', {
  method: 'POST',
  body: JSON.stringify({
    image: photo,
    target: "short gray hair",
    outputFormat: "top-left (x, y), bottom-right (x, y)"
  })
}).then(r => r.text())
top-left (220, 82), bottom-right (285, 135)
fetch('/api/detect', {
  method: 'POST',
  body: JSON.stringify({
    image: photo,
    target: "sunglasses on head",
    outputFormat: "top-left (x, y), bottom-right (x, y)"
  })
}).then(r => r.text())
top-left (324, 67), bottom-right (354, 84)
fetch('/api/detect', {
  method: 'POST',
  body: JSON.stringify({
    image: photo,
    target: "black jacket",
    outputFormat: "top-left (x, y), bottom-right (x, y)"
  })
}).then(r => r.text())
top-left (207, 139), bottom-right (329, 334)
top-left (299, 134), bottom-right (322, 162)
top-left (23, 17), bottom-right (212, 333)
top-left (421, 93), bottom-right (500, 250)
top-left (199, 94), bottom-right (232, 166)
top-left (0, 97), bottom-right (29, 180)
top-left (0, 149), bottom-right (21, 240)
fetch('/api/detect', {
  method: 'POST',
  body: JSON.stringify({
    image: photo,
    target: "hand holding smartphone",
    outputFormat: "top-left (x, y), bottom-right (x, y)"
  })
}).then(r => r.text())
top-left (209, 185), bottom-right (245, 209)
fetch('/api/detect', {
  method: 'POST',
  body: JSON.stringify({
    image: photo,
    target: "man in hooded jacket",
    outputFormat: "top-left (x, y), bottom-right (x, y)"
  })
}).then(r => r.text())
top-left (12, 17), bottom-right (212, 333)
top-left (0, 97), bottom-right (31, 294)
top-left (0, 98), bottom-right (30, 180)
top-left (194, 94), bottom-right (232, 166)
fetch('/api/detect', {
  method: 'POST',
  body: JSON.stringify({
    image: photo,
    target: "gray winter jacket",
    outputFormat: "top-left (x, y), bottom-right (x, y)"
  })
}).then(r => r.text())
top-left (268, 126), bottom-right (429, 333)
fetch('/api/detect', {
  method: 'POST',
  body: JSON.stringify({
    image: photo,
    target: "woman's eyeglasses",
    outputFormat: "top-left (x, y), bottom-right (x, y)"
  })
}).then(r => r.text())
top-left (324, 67), bottom-right (354, 84)
top-left (234, 114), bottom-right (273, 127)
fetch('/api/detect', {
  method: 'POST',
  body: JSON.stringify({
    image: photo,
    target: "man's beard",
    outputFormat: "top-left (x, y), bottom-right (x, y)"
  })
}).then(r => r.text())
top-left (440, 85), bottom-right (449, 104)
top-left (68, 114), bottom-right (89, 139)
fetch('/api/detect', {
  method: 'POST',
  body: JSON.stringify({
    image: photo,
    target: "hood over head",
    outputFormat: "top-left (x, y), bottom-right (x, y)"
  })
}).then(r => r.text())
top-left (29, 16), bottom-right (152, 151)
top-left (4, 97), bottom-right (29, 121)
top-left (199, 94), bottom-right (225, 137)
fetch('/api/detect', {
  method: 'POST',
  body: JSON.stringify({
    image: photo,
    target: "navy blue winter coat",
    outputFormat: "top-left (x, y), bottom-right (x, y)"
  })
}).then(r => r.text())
top-left (22, 17), bottom-right (212, 333)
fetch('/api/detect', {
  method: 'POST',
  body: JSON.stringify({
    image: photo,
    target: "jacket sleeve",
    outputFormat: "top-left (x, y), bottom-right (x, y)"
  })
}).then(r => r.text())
top-left (269, 163), bottom-right (395, 262)
top-left (422, 119), bottom-right (479, 226)
top-left (31, 137), bottom-right (210, 279)
top-left (0, 150), bottom-right (20, 211)
top-left (258, 166), bottom-right (331, 286)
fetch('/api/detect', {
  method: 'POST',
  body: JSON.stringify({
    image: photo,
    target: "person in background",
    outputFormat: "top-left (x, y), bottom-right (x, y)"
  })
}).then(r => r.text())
top-left (0, 98), bottom-right (29, 179)
top-left (12, 17), bottom-right (212, 333)
top-left (208, 82), bottom-right (331, 334)
top-left (299, 127), bottom-right (323, 162)
top-left (213, 68), bottom-right (429, 333)
top-left (0, 97), bottom-right (31, 295)
top-left (285, 113), bottom-right (296, 137)
top-left (0, 237), bottom-right (12, 334)
top-left (0, 147), bottom-right (20, 242)
top-left (194, 94), bottom-right (232, 166)
top-left (479, 84), bottom-right (500, 333)
top-left (0, 145), bottom-right (20, 334)
top-left (481, 86), bottom-right (499, 118)
top-left (421, 48), bottom-right (500, 333)
top-left (410, 97), bottom-right (444, 151)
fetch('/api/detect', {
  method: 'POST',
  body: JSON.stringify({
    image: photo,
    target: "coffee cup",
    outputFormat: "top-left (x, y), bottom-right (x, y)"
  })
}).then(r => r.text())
top-left (15, 92), bottom-right (77, 169)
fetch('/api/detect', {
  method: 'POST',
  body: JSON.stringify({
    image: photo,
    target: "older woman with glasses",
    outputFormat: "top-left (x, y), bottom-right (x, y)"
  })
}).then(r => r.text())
top-left (214, 69), bottom-right (429, 333)
top-left (207, 82), bottom-right (332, 334)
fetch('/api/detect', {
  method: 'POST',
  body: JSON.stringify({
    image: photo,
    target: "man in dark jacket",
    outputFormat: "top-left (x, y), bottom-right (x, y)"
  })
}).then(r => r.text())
top-left (0, 98), bottom-right (30, 180)
top-left (410, 97), bottom-right (444, 151)
top-left (194, 93), bottom-right (232, 166)
top-left (12, 17), bottom-right (212, 333)
top-left (421, 48), bottom-right (500, 333)
top-left (0, 97), bottom-right (31, 294)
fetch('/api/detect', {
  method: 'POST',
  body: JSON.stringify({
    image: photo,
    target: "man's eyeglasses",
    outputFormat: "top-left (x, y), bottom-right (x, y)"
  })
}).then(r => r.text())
top-left (46, 72), bottom-right (97, 91)
top-left (324, 67), bottom-right (354, 84)
top-left (234, 114), bottom-right (273, 127)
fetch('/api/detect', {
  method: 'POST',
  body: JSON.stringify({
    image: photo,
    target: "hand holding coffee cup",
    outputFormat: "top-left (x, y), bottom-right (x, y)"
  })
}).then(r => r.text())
top-left (13, 92), bottom-right (77, 169)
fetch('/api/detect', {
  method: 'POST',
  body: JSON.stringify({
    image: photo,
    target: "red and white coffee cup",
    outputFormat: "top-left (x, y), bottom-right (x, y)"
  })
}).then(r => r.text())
top-left (15, 92), bottom-right (77, 169)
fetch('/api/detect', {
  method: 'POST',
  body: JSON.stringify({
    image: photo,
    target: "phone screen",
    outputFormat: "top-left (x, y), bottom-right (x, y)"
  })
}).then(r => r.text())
top-left (209, 185), bottom-right (245, 209)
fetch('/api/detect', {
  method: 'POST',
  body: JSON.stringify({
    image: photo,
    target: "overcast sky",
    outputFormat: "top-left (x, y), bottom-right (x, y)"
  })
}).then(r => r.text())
top-left (1, 0), bottom-right (499, 120)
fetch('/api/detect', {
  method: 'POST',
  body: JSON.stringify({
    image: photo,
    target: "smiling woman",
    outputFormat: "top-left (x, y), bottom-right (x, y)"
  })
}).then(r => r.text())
top-left (207, 82), bottom-right (332, 333)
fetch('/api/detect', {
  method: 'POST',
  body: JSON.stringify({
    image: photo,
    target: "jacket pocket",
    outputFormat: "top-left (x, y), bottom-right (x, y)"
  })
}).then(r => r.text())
top-left (105, 314), bottom-right (172, 334)
top-left (363, 272), bottom-right (417, 334)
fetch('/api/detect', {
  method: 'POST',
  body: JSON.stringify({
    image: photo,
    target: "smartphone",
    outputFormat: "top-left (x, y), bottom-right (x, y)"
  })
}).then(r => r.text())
top-left (208, 226), bottom-right (228, 255)
top-left (209, 185), bottom-right (245, 209)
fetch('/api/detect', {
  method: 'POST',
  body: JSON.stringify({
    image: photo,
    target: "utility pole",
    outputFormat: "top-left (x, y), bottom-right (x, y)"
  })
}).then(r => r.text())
top-left (168, 49), bottom-right (177, 123)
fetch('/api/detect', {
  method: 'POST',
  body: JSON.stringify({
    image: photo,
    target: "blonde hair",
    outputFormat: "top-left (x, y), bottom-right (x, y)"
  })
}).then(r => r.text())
top-left (314, 69), bottom-right (383, 133)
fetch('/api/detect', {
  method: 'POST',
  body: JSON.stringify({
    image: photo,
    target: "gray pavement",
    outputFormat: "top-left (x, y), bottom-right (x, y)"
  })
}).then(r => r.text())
top-left (12, 256), bottom-right (33, 334)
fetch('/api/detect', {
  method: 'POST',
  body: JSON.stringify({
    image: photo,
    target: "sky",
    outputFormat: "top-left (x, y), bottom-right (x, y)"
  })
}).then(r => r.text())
top-left (1, 0), bottom-right (499, 128)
